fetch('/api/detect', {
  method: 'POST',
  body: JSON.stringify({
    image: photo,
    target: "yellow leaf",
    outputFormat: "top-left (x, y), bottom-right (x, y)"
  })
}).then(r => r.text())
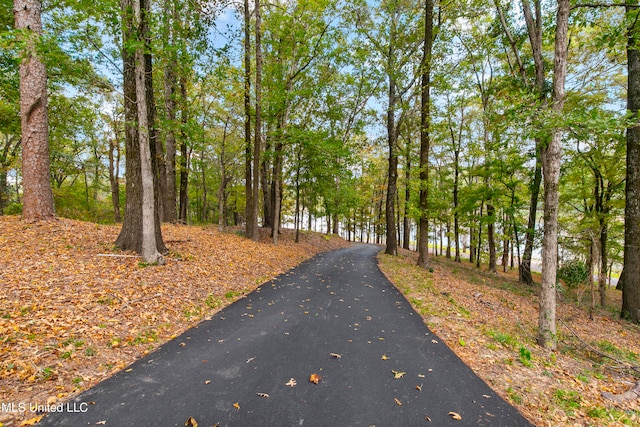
top-left (185, 417), bottom-right (198, 427)
top-left (233, 402), bottom-right (240, 410)
top-left (20, 416), bottom-right (43, 426)
top-left (381, 354), bottom-right (388, 360)
top-left (394, 397), bottom-right (402, 406)
top-left (204, 380), bottom-right (211, 385)
top-left (392, 370), bottom-right (405, 379)
top-left (448, 412), bottom-right (462, 421)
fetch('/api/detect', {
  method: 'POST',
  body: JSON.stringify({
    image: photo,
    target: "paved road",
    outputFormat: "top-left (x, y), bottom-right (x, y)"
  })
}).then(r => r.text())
top-left (40, 244), bottom-right (532, 426)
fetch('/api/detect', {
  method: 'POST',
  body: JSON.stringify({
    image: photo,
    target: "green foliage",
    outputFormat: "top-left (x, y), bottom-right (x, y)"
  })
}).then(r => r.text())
top-left (518, 347), bottom-right (533, 367)
top-left (553, 389), bottom-right (582, 416)
top-left (558, 260), bottom-right (589, 289)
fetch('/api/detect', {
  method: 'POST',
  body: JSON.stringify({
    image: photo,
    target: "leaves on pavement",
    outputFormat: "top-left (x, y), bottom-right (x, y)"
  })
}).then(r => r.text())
top-left (391, 370), bottom-right (405, 379)
top-left (285, 378), bottom-right (297, 387)
top-left (184, 417), bottom-right (198, 427)
top-left (309, 373), bottom-right (321, 384)
top-left (448, 412), bottom-right (462, 421)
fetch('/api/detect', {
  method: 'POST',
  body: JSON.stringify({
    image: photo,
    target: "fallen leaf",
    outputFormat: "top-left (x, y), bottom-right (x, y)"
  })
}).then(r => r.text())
top-left (381, 354), bottom-right (388, 360)
top-left (204, 380), bottom-right (211, 385)
top-left (184, 417), bottom-right (198, 427)
top-left (425, 416), bottom-right (432, 422)
top-left (20, 416), bottom-right (43, 427)
top-left (330, 353), bottom-right (342, 359)
top-left (448, 412), bottom-right (462, 421)
top-left (96, 422), bottom-right (106, 426)
top-left (392, 370), bottom-right (406, 379)
top-left (431, 339), bottom-right (438, 344)
top-left (256, 392), bottom-right (269, 398)
top-left (233, 402), bottom-right (240, 410)
top-left (285, 378), bottom-right (297, 387)
top-left (394, 397), bottom-right (402, 406)
top-left (416, 384), bottom-right (423, 391)
top-left (309, 373), bottom-right (321, 384)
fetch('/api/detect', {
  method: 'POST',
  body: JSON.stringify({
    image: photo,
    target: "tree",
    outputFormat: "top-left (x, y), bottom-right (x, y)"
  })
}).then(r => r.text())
top-left (417, 0), bottom-right (434, 268)
top-left (244, 0), bottom-right (258, 239)
top-left (622, 0), bottom-right (640, 323)
top-left (115, 0), bottom-right (166, 259)
top-left (14, 0), bottom-right (55, 221)
top-left (538, 0), bottom-right (569, 349)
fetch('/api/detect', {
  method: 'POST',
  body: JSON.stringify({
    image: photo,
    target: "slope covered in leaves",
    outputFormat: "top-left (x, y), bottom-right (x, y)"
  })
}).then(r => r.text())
top-left (0, 216), bottom-right (349, 425)
top-left (379, 250), bottom-right (640, 427)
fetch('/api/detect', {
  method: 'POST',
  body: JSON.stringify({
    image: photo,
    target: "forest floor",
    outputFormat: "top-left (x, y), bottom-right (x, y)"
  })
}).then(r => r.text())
top-left (0, 216), bottom-right (350, 426)
top-left (1, 216), bottom-right (639, 426)
top-left (378, 249), bottom-right (640, 427)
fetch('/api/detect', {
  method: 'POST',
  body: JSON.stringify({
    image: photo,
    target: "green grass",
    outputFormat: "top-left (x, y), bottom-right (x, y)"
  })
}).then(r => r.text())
top-left (553, 389), bottom-right (582, 416)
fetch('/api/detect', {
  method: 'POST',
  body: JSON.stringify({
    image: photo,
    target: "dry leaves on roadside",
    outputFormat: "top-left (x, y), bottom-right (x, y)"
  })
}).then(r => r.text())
top-left (0, 216), bottom-right (349, 425)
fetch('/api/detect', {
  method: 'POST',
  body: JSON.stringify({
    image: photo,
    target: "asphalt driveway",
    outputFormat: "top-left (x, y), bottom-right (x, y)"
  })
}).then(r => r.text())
top-left (39, 244), bottom-right (532, 426)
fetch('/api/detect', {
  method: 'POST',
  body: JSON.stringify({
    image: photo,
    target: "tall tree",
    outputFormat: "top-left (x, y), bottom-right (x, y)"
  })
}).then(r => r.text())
top-left (14, 0), bottom-right (55, 221)
top-left (252, 0), bottom-right (263, 241)
top-left (417, 0), bottom-right (434, 267)
top-left (115, 0), bottom-right (166, 257)
top-left (244, 0), bottom-right (258, 239)
top-left (538, 0), bottom-right (569, 349)
top-left (623, 0), bottom-right (640, 323)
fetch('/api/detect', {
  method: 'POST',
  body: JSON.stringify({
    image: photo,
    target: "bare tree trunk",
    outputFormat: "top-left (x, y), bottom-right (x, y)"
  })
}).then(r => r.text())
top-left (133, 0), bottom-right (163, 264)
top-left (15, 0), bottom-right (55, 222)
top-left (115, 0), bottom-right (165, 254)
top-left (538, 0), bottom-right (569, 349)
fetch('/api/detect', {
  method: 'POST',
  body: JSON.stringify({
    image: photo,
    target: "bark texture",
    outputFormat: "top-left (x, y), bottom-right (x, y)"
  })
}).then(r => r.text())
top-left (623, 0), bottom-right (640, 323)
top-left (15, 0), bottom-right (55, 222)
top-left (417, 0), bottom-right (434, 267)
top-left (538, 0), bottom-right (569, 349)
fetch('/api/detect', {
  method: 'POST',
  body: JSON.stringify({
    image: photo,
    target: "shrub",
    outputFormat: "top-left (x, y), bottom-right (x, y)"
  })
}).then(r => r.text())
top-left (558, 259), bottom-right (589, 288)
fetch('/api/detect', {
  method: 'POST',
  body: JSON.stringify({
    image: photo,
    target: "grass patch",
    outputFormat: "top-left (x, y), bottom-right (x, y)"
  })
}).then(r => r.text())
top-left (553, 389), bottom-right (582, 416)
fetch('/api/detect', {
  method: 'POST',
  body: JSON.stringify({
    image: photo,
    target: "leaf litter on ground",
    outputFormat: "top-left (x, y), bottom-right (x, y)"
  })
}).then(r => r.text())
top-left (0, 216), bottom-right (349, 425)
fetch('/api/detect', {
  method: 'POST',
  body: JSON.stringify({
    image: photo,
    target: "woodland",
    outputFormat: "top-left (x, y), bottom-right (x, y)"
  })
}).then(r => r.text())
top-left (2, 0), bottom-right (640, 382)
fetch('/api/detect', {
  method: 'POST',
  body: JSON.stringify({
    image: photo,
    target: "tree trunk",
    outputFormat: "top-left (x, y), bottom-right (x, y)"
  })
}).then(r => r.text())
top-left (520, 155), bottom-right (541, 285)
top-left (487, 204), bottom-right (497, 273)
top-left (162, 0), bottom-right (178, 224)
top-left (115, 0), bottom-right (165, 255)
top-left (538, 0), bottom-right (569, 349)
top-left (244, 0), bottom-right (256, 239)
top-left (131, 0), bottom-right (163, 263)
top-left (178, 79), bottom-right (189, 224)
top-left (623, 0), bottom-right (640, 323)
top-left (417, 0), bottom-right (434, 267)
top-left (520, 0), bottom-right (545, 286)
top-left (403, 139), bottom-right (411, 250)
top-left (252, 0), bottom-right (263, 239)
top-left (385, 74), bottom-right (399, 256)
top-left (108, 135), bottom-right (121, 222)
top-left (15, 0), bottom-right (55, 222)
